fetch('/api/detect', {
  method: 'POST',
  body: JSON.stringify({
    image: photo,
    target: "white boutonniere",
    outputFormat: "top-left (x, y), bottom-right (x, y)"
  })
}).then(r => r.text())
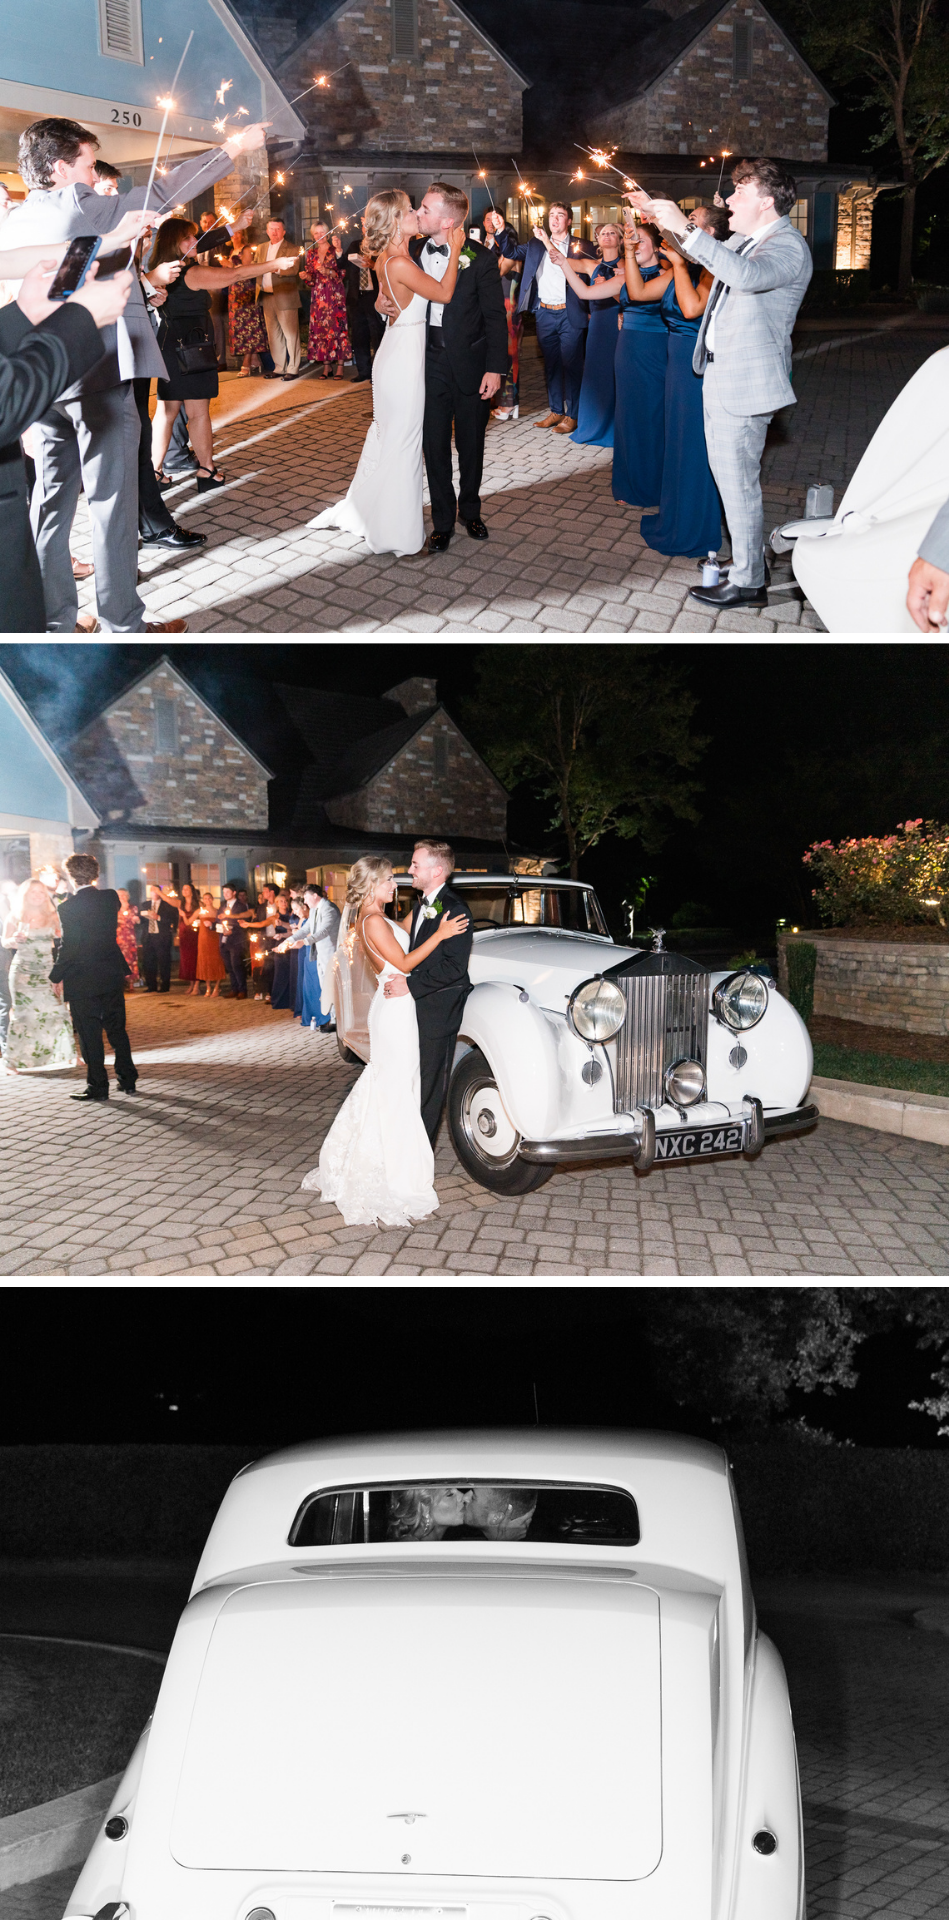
top-left (458, 254), bottom-right (472, 270)
top-left (422, 896), bottom-right (444, 920)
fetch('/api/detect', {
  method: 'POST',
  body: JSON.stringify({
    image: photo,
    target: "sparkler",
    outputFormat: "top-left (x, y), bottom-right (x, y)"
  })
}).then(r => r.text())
top-left (472, 145), bottom-right (495, 211)
top-left (133, 30), bottom-right (194, 263)
top-left (714, 149), bottom-right (732, 196)
top-left (287, 60), bottom-right (353, 105)
top-left (574, 142), bottom-right (639, 193)
top-left (215, 78), bottom-right (233, 105)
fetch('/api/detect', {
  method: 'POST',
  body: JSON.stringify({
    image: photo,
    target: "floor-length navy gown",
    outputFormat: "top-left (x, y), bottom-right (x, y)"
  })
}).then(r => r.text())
top-left (571, 260), bottom-right (621, 448)
top-left (640, 270), bottom-right (723, 558)
top-left (611, 265), bottom-right (667, 509)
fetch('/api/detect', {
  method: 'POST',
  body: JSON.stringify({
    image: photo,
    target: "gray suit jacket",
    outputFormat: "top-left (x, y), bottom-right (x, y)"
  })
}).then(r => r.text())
top-left (684, 217), bottom-right (813, 416)
top-left (0, 148), bottom-right (234, 395)
top-left (918, 501), bottom-right (949, 572)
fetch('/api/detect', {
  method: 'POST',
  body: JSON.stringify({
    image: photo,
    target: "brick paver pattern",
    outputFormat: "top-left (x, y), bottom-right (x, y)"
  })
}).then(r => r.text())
top-left (0, 990), bottom-right (945, 1277)
top-left (68, 321), bottom-right (945, 635)
top-left (0, 1578), bottom-right (944, 1919)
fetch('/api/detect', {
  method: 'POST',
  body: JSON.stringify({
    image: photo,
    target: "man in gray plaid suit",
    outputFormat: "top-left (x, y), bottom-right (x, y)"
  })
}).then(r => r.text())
top-left (633, 159), bottom-right (811, 610)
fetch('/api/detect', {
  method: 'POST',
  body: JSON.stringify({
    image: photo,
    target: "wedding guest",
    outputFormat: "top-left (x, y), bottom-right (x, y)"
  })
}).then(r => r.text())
top-left (482, 210), bottom-right (522, 420)
top-left (1, 875), bottom-right (75, 1072)
top-left (0, 880), bottom-right (14, 1066)
top-left (195, 892), bottom-right (226, 996)
top-left (638, 205), bottom-right (730, 560)
top-left (115, 888), bottom-right (139, 988)
top-left (177, 882), bottom-right (200, 987)
top-left (218, 881), bottom-right (253, 998)
top-left (630, 159), bottom-right (812, 608)
top-left (141, 883), bottom-right (177, 992)
top-left (144, 219), bottom-right (272, 489)
top-left (300, 221), bottom-right (351, 379)
top-left (132, 237), bottom-right (207, 557)
top-left (251, 883), bottom-right (280, 1000)
top-left (538, 220), bottom-right (622, 448)
top-left (288, 882), bottom-right (341, 1030)
top-left (229, 244), bottom-right (269, 374)
top-left (269, 891), bottom-right (296, 1009)
top-left (340, 217), bottom-right (384, 384)
top-left (251, 218), bottom-right (303, 381)
top-left (290, 890), bottom-right (308, 1019)
top-left (513, 203), bottom-right (597, 434)
top-left (613, 219), bottom-right (670, 510)
top-left (48, 850), bottom-right (137, 1101)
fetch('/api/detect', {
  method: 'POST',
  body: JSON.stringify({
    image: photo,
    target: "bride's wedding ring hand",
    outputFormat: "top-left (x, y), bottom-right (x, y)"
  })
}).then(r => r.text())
top-left (438, 912), bottom-right (469, 941)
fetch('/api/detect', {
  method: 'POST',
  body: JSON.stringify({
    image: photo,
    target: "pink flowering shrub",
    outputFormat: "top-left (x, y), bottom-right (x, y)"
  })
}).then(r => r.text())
top-left (802, 820), bottom-right (948, 926)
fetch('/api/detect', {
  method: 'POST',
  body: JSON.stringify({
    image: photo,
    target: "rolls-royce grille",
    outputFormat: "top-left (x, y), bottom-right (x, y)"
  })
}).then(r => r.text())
top-left (614, 970), bottom-right (710, 1112)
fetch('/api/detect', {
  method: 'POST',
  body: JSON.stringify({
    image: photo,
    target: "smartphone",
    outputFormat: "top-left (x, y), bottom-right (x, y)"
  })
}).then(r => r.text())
top-left (48, 234), bottom-right (102, 300)
top-left (469, 228), bottom-right (480, 241)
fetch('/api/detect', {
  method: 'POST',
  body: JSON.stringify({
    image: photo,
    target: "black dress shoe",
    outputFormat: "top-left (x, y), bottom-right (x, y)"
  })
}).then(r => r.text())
top-left (117, 1083), bottom-right (138, 1095)
top-left (350, 373), bottom-right (371, 383)
top-left (426, 529), bottom-right (454, 554)
top-left (141, 526), bottom-right (208, 550)
top-left (463, 517), bottom-right (489, 540)
top-left (164, 459), bottom-right (199, 477)
top-left (71, 1089), bottom-right (108, 1103)
top-left (695, 557), bottom-right (770, 584)
top-left (689, 581), bottom-right (769, 609)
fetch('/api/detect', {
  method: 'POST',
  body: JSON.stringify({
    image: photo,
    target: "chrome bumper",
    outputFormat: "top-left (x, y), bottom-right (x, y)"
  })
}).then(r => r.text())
top-left (519, 1100), bottom-right (818, 1169)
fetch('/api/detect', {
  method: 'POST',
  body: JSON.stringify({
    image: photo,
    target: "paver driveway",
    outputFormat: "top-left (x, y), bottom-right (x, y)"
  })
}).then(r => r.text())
top-left (66, 316), bottom-right (946, 635)
top-left (0, 1572), bottom-right (944, 1920)
top-left (0, 990), bottom-right (944, 1278)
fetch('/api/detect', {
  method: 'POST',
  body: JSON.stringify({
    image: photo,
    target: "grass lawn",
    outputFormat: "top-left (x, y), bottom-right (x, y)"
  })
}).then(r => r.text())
top-left (0, 1639), bottom-right (162, 1817)
top-left (811, 1044), bottom-right (949, 1097)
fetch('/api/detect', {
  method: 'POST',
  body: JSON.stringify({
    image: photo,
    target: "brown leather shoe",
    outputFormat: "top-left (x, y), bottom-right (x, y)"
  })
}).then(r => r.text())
top-left (74, 613), bottom-right (99, 632)
top-left (535, 412), bottom-right (565, 428)
top-left (144, 618), bottom-right (189, 632)
top-left (553, 417), bottom-right (578, 434)
top-left (71, 556), bottom-right (94, 579)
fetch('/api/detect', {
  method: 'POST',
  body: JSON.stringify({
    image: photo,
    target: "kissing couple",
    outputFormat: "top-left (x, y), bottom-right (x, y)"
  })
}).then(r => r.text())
top-left (310, 183), bottom-right (508, 557)
top-left (302, 840), bottom-right (473, 1227)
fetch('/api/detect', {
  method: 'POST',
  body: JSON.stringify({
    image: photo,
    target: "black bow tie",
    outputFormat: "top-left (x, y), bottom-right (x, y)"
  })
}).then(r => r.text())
top-left (425, 241), bottom-right (449, 256)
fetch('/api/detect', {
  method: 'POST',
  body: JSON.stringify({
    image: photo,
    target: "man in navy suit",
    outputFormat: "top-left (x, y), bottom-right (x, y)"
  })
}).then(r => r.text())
top-left (513, 203), bottom-right (597, 434)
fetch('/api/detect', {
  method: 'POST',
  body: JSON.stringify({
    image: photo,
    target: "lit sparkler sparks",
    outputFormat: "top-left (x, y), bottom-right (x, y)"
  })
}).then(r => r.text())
top-left (472, 143), bottom-right (495, 210)
top-left (286, 60), bottom-right (352, 106)
top-left (234, 105), bottom-right (250, 117)
top-left (215, 78), bottom-right (233, 105)
top-left (714, 148), bottom-right (733, 195)
top-left (213, 117), bottom-right (227, 133)
top-left (132, 30), bottom-right (194, 265)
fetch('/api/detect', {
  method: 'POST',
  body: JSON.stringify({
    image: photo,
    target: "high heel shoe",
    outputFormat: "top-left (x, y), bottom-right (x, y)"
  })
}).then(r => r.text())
top-left (195, 466), bottom-right (226, 492)
top-left (154, 468), bottom-right (174, 489)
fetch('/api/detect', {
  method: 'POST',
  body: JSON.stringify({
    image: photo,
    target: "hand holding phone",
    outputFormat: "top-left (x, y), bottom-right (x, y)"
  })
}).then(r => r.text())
top-left (48, 234), bottom-right (101, 300)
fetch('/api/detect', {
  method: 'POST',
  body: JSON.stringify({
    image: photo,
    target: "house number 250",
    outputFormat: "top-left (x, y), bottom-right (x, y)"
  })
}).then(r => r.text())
top-left (111, 109), bottom-right (143, 126)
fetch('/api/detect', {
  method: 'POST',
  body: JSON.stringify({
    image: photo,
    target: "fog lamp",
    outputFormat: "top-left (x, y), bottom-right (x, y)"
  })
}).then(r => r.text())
top-left (664, 1056), bottom-right (705, 1106)
top-left (569, 976), bottom-right (625, 1042)
top-left (713, 968), bottom-right (768, 1032)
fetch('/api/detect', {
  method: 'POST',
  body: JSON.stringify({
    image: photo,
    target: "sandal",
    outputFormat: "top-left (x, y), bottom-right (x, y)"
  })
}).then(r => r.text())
top-left (334, 367), bottom-right (344, 378)
top-left (154, 468), bottom-right (174, 489)
top-left (196, 466), bottom-right (226, 492)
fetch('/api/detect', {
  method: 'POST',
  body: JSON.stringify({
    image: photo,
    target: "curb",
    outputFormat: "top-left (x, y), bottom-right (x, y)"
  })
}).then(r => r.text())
top-left (809, 1074), bottom-right (948, 1145)
top-left (0, 1774), bottom-right (121, 1891)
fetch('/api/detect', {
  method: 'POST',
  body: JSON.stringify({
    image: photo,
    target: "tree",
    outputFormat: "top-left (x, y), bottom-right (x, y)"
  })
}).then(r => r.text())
top-left (783, 0), bottom-right (948, 296)
top-left (463, 646), bottom-right (705, 881)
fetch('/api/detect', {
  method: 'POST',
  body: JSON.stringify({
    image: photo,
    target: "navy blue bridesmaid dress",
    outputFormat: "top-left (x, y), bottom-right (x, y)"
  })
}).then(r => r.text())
top-left (611, 264), bottom-right (667, 509)
top-left (640, 269), bottom-right (723, 558)
top-left (571, 260), bottom-right (621, 448)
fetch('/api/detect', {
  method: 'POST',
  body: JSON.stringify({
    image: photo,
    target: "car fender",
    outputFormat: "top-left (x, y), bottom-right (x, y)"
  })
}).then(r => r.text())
top-left (458, 982), bottom-right (561, 1139)
top-left (729, 1630), bottom-right (804, 1920)
top-left (65, 1718), bottom-right (151, 1916)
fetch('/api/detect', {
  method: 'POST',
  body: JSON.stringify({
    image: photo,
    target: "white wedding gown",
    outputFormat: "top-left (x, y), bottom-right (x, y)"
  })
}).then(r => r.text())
top-left (302, 923), bottom-right (438, 1227)
top-left (308, 265), bottom-right (426, 557)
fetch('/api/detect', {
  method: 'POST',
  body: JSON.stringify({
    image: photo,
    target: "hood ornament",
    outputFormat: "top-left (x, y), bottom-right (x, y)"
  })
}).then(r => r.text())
top-left (387, 1812), bottom-right (427, 1825)
top-left (649, 927), bottom-right (666, 952)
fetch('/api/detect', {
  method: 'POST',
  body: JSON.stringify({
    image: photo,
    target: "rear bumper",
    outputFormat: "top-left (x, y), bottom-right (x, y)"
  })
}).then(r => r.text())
top-left (519, 1102), bottom-right (819, 1166)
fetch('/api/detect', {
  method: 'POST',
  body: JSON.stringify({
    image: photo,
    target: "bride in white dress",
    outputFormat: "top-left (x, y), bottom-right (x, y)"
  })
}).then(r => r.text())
top-left (308, 189), bottom-right (465, 557)
top-left (302, 856), bottom-right (467, 1228)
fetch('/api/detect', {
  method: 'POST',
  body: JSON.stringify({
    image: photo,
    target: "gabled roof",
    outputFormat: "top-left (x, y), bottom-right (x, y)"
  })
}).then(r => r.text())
top-left (70, 654), bottom-right (276, 783)
top-left (263, 0), bottom-right (530, 90)
top-left (0, 666), bottom-right (99, 831)
top-left (287, 700), bottom-right (508, 835)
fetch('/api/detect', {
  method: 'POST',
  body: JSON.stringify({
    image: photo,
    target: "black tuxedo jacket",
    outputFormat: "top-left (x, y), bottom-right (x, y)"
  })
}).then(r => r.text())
top-left (410, 238), bottom-right (508, 396)
top-left (49, 887), bottom-right (128, 1000)
top-left (406, 884), bottom-right (474, 1010)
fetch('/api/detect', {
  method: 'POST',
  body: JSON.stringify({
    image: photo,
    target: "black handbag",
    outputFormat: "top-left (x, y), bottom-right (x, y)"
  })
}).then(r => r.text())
top-left (173, 330), bottom-right (218, 374)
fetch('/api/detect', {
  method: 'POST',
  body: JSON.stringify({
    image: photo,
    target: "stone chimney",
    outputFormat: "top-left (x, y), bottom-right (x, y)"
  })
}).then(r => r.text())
top-left (384, 677), bottom-right (438, 716)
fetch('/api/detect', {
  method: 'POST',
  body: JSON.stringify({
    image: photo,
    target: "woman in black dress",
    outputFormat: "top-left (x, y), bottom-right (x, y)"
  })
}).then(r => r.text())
top-left (144, 218), bottom-right (272, 491)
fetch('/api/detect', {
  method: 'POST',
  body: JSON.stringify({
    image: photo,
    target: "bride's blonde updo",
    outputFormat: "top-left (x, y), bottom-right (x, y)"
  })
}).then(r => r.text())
top-left (346, 855), bottom-right (393, 913)
top-left (362, 188), bottom-right (411, 260)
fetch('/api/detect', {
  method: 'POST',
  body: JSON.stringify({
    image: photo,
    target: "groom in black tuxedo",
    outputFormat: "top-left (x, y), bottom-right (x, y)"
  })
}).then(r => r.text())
top-left (49, 851), bottom-right (137, 1103)
top-left (384, 838), bottom-right (473, 1143)
top-left (399, 183), bottom-right (508, 556)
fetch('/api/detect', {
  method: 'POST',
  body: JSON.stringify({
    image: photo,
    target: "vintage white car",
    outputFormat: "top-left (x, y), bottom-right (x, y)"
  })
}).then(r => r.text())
top-left (332, 873), bottom-right (817, 1193)
top-left (65, 1430), bottom-right (805, 1920)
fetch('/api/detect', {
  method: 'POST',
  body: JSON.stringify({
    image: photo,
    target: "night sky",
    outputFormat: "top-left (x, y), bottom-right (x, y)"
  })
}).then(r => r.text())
top-left (2, 639), bottom-right (945, 939)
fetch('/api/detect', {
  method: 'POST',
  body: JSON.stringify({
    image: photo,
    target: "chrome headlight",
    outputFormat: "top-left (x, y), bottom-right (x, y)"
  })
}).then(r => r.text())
top-left (713, 968), bottom-right (768, 1032)
top-left (568, 976), bottom-right (626, 1042)
top-left (664, 1056), bottom-right (706, 1106)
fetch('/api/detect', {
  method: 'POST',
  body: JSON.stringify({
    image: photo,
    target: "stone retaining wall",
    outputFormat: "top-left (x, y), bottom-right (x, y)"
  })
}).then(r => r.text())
top-left (778, 932), bottom-right (948, 1035)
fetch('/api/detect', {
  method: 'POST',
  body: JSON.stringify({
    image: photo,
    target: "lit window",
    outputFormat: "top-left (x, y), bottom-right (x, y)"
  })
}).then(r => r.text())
top-left (789, 198), bottom-right (808, 235)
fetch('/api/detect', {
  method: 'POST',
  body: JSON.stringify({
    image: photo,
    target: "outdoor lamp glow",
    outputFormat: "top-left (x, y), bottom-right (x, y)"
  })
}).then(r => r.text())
top-left (568, 976), bottom-right (625, 1042)
top-left (713, 968), bottom-right (768, 1032)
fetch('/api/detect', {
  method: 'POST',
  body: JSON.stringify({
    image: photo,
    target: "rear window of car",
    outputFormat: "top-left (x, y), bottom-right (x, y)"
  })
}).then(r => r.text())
top-left (289, 1481), bottom-right (639, 1547)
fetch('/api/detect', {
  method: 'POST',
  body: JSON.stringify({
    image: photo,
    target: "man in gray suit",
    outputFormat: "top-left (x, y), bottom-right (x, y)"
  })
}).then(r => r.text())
top-left (633, 159), bottom-right (812, 610)
top-left (0, 115), bottom-right (266, 632)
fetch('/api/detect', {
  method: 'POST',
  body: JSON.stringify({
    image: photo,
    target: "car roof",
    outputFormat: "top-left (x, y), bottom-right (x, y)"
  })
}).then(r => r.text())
top-left (427, 873), bottom-right (595, 890)
top-left (191, 1429), bottom-right (741, 1593)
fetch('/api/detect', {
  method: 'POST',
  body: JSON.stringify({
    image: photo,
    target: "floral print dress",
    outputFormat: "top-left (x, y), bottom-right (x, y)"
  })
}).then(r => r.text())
top-left (6, 931), bottom-right (76, 1069)
top-left (228, 277), bottom-right (268, 357)
top-left (301, 247), bottom-right (351, 365)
